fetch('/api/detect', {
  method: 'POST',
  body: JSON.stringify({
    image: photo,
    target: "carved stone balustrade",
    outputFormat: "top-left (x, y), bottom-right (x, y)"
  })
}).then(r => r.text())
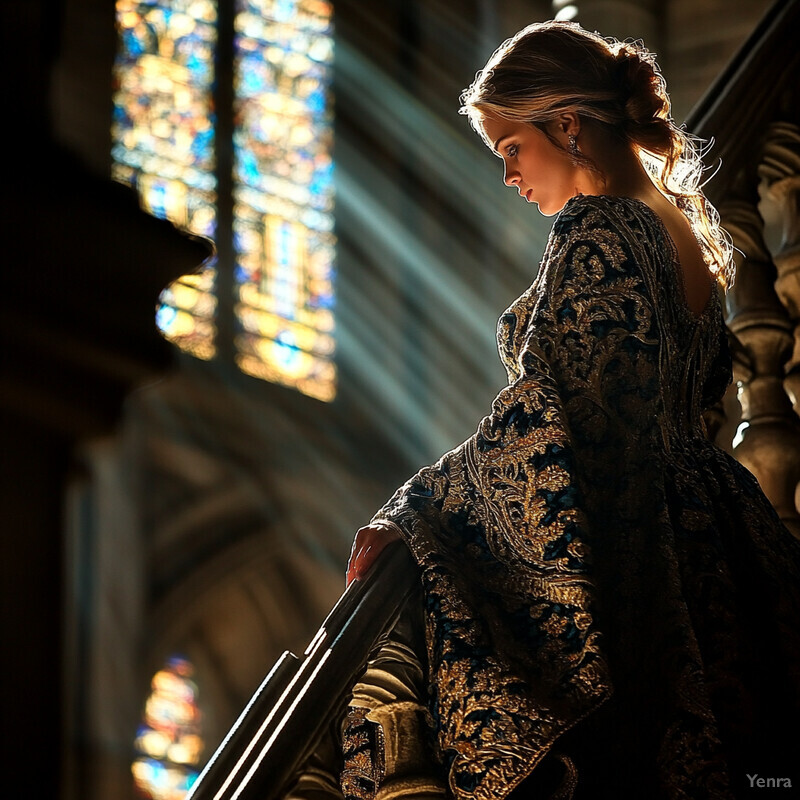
top-left (684, 0), bottom-right (800, 537)
top-left (761, 121), bottom-right (800, 412)
top-left (722, 165), bottom-right (800, 537)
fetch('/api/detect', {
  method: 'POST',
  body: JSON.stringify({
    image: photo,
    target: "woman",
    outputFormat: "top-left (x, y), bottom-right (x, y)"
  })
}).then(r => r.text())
top-left (341, 20), bottom-right (800, 800)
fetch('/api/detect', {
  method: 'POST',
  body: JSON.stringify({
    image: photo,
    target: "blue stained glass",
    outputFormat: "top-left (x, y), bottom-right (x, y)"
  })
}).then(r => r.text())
top-left (123, 29), bottom-right (146, 56)
top-left (150, 187), bottom-right (167, 217)
top-left (182, 773), bottom-right (199, 790)
top-left (240, 55), bottom-right (272, 92)
top-left (240, 68), bottom-right (263, 95)
top-left (310, 170), bottom-right (330, 195)
top-left (156, 304), bottom-right (177, 330)
top-left (239, 150), bottom-right (260, 183)
top-left (275, 338), bottom-right (302, 370)
top-left (274, 0), bottom-right (297, 23)
top-left (146, 758), bottom-right (167, 784)
top-left (306, 88), bottom-right (325, 113)
top-left (192, 129), bottom-right (214, 156)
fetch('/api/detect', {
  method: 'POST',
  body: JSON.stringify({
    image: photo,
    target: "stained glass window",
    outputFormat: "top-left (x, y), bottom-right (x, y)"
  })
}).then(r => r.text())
top-left (132, 656), bottom-right (204, 800)
top-left (233, 0), bottom-right (336, 401)
top-left (112, 0), bottom-right (219, 361)
top-left (112, 0), bottom-right (336, 399)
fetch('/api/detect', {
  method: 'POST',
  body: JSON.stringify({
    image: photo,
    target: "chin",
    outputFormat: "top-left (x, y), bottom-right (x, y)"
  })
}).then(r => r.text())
top-left (536, 196), bottom-right (571, 217)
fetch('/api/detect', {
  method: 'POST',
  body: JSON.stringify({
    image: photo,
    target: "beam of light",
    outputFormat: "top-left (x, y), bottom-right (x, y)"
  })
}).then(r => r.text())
top-left (336, 40), bottom-right (546, 272)
top-left (552, 0), bottom-right (580, 21)
top-left (332, 38), bottom-right (552, 467)
top-left (554, 5), bottom-right (579, 22)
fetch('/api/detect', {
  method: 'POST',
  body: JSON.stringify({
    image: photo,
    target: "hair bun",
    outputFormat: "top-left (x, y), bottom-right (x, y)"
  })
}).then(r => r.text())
top-left (612, 44), bottom-right (669, 125)
top-left (460, 21), bottom-right (733, 287)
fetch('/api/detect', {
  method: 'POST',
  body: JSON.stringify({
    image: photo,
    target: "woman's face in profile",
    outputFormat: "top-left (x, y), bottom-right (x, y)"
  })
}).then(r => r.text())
top-left (481, 114), bottom-right (579, 216)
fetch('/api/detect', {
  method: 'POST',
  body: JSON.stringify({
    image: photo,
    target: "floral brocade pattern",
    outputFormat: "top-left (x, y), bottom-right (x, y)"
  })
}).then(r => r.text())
top-left (364, 196), bottom-right (800, 799)
top-left (341, 706), bottom-right (386, 800)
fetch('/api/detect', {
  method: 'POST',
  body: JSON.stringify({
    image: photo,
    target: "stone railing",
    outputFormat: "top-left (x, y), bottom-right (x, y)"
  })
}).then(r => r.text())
top-left (687, 0), bottom-right (800, 536)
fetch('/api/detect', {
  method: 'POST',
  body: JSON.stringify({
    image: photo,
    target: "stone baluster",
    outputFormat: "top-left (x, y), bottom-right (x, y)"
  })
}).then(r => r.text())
top-left (722, 167), bottom-right (800, 537)
top-left (760, 121), bottom-right (800, 415)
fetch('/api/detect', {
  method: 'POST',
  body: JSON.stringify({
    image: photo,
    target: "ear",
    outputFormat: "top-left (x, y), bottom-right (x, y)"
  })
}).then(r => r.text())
top-left (554, 111), bottom-right (581, 138)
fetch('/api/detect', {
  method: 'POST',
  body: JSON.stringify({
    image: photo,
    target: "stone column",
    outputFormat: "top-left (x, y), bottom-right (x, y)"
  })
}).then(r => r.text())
top-left (723, 167), bottom-right (800, 538)
top-left (761, 121), bottom-right (800, 415)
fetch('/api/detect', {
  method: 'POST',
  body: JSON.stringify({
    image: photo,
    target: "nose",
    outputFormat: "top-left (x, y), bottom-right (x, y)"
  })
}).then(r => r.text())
top-left (503, 163), bottom-right (519, 187)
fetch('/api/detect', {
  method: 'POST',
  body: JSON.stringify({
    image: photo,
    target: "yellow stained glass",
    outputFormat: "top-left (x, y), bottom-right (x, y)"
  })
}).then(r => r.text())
top-left (112, 0), bottom-right (218, 360)
top-left (132, 656), bottom-right (204, 800)
top-left (233, 0), bottom-right (336, 400)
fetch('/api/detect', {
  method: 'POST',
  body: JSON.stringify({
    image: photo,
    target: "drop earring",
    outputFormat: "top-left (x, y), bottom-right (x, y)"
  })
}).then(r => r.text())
top-left (568, 134), bottom-right (580, 155)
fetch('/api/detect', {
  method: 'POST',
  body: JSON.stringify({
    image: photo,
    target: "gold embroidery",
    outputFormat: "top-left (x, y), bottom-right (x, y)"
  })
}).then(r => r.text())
top-left (352, 195), bottom-right (800, 800)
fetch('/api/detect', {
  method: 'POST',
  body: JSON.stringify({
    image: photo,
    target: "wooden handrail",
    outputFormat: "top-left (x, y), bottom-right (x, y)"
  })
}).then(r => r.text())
top-left (185, 541), bottom-right (419, 800)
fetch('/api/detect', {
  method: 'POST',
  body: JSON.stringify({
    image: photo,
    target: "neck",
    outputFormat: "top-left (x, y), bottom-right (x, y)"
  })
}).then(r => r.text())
top-left (576, 128), bottom-right (662, 204)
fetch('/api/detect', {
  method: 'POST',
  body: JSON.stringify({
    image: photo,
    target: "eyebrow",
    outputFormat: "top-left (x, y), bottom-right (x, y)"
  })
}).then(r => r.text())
top-left (492, 134), bottom-right (512, 155)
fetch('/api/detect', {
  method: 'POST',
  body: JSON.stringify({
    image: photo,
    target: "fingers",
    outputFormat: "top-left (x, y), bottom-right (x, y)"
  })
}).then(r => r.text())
top-left (346, 544), bottom-right (373, 586)
top-left (348, 526), bottom-right (371, 562)
top-left (348, 543), bottom-right (379, 585)
top-left (346, 529), bottom-right (370, 585)
top-left (345, 524), bottom-right (402, 586)
top-left (346, 543), bottom-right (361, 585)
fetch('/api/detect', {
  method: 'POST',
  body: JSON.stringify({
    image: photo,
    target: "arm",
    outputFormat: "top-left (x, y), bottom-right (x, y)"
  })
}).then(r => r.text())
top-left (371, 198), bottom-right (664, 571)
top-left (346, 197), bottom-right (665, 797)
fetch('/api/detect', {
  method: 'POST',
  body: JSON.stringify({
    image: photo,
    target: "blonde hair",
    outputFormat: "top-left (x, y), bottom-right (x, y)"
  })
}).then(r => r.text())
top-left (460, 20), bottom-right (734, 289)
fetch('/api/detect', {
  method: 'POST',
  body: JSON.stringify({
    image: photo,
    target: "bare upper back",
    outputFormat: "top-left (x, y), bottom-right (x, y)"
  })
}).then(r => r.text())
top-left (642, 197), bottom-right (714, 316)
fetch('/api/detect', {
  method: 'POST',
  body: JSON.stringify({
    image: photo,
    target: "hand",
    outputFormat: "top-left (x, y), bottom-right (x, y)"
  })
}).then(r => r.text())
top-left (346, 521), bottom-right (402, 586)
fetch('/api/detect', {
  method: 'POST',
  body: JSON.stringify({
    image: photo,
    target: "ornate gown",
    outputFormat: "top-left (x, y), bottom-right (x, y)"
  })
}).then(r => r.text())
top-left (340, 194), bottom-right (800, 800)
